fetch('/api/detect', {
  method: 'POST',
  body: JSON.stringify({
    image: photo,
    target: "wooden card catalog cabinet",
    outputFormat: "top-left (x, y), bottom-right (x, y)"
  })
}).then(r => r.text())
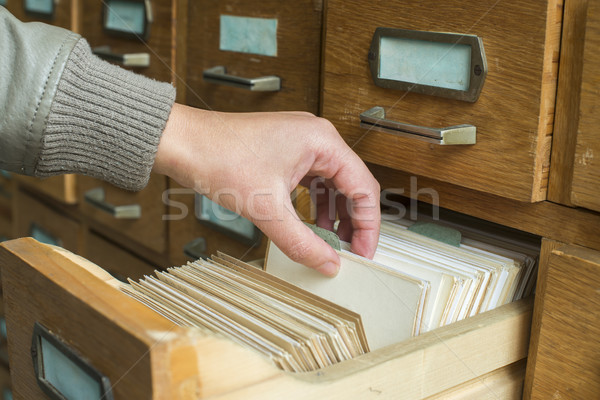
top-left (15, 175), bottom-right (77, 205)
top-left (79, 0), bottom-right (172, 82)
top-left (77, 175), bottom-right (167, 254)
top-left (84, 232), bottom-right (157, 283)
top-left (1, 239), bottom-right (532, 399)
top-left (0, 172), bottom-right (12, 212)
top-left (570, 0), bottom-right (600, 213)
top-left (525, 241), bottom-right (600, 398)
top-left (5, 0), bottom-right (71, 28)
top-left (167, 182), bottom-right (266, 267)
top-left (185, 0), bottom-right (323, 112)
top-left (322, 0), bottom-right (561, 202)
top-left (14, 191), bottom-right (80, 253)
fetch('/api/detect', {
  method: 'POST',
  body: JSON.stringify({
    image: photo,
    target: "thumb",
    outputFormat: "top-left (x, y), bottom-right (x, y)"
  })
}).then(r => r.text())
top-left (254, 195), bottom-right (341, 277)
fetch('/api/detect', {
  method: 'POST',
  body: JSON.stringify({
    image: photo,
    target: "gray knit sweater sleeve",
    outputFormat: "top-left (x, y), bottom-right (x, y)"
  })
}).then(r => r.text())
top-left (35, 38), bottom-right (176, 191)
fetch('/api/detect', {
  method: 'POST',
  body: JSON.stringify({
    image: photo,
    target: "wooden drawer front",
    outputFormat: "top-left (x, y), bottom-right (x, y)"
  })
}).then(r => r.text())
top-left (570, 0), bottom-right (600, 212)
top-left (0, 173), bottom-right (12, 211)
top-left (78, 175), bottom-right (166, 253)
top-left (0, 207), bottom-right (11, 242)
top-left (5, 0), bottom-right (71, 29)
top-left (0, 366), bottom-right (10, 400)
top-left (15, 175), bottom-right (77, 204)
top-left (1, 238), bottom-right (532, 399)
top-left (185, 0), bottom-right (322, 113)
top-left (322, 0), bottom-right (561, 202)
top-left (14, 190), bottom-right (80, 253)
top-left (85, 231), bottom-right (157, 282)
top-left (167, 181), bottom-right (267, 267)
top-left (526, 243), bottom-right (600, 398)
top-left (79, 0), bottom-right (172, 82)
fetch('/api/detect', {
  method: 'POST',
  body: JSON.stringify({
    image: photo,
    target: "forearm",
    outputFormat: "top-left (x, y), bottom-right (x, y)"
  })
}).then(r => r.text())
top-left (0, 7), bottom-right (176, 190)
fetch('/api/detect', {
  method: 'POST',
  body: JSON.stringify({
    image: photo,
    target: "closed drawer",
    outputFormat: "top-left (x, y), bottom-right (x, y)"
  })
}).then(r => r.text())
top-left (15, 175), bottom-right (77, 205)
top-left (322, 0), bottom-right (561, 202)
top-left (84, 231), bottom-right (157, 282)
top-left (5, 0), bottom-right (71, 28)
top-left (14, 190), bottom-right (80, 253)
top-left (79, 0), bottom-right (173, 82)
top-left (0, 207), bottom-right (11, 243)
top-left (77, 175), bottom-right (167, 253)
top-left (525, 240), bottom-right (600, 398)
top-left (0, 366), bottom-right (10, 400)
top-left (0, 238), bottom-right (532, 399)
top-left (167, 181), bottom-right (267, 267)
top-left (0, 172), bottom-right (12, 211)
top-left (185, 0), bottom-right (323, 112)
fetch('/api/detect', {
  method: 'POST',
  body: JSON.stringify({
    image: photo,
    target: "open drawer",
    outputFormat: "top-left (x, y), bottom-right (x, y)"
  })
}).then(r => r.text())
top-left (0, 238), bottom-right (532, 399)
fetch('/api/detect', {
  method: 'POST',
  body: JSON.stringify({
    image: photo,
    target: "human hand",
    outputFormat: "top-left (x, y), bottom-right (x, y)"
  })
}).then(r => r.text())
top-left (154, 103), bottom-right (380, 276)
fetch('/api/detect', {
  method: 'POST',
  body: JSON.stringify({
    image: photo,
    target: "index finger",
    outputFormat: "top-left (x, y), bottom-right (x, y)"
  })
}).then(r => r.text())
top-left (310, 139), bottom-right (380, 259)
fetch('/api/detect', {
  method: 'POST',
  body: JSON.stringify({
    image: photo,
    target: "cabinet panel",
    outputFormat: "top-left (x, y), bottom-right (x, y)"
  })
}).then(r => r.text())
top-left (571, 0), bottom-right (600, 212)
top-left (14, 190), bottom-right (80, 253)
top-left (4, 0), bottom-right (71, 29)
top-left (322, 0), bottom-right (561, 202)
top-left (77, 175), bottom-right (167, 253)
top-left (185, 0), bottom-right (322, 113)
top-left (525, 243), bottom-right (600, 398)
top-left (15, 175), bottom-right (77, 205)
top-left (78, 0), bottom-right (173, 83)
top-left (167, 181), bottom-right (266, 267)
top-left (84, 231), bottom-right (157, 282)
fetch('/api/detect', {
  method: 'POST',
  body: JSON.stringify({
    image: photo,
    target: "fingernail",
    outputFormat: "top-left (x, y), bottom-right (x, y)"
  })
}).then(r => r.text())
top-left (317, 261), bottom-right (340, 277)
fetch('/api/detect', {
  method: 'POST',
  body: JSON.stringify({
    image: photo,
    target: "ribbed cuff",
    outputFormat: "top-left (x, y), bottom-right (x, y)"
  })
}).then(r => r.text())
top-left (35, 38), bottom-right (176, 191)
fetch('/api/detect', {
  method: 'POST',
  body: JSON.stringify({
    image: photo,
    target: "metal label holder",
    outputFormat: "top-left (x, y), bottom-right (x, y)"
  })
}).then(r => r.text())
top-left (194, 194), bottom-right (262, 247)
top-left (102, 0), bottom-right (153, 40)
top-left (31, 322), bottom-right (114, 400)
top-left (368, 27), bottom-right (487, 102)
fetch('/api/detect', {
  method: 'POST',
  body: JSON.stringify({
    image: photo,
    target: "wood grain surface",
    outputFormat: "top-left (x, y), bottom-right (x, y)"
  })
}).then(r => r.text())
top-left (13, 189), bottom-right (81, 253)
top-left (523, 238), bottom-right (563, 399)
top-left (185, 0), bottom-right (323, 113)
top-left (167, 180), bottom-right (267, 267)
top-left (77, 175), bottom-right (167, 253)
top-left (78, 0), bottom-right (173, 83)
top-left (427, 360), bottom-right (526, 400)
top-left (0, 237), bottom-right (533, 399)
top-left (571, 0), bottom-right (600, 212)
top-left (15, 175), bottom-right (77, 205)
top-left (322, 0), bottom-right (561, 202)
top-left (4, 0), bottom-right (71, 29)
top-left (524, 243), bottom-right (600, 399)
top-left (547, 0), bottom-right (589, 205)
top-left (0, 238), bottom-right (199, 399)
top-left (0, 175), bottom-right (13, 212)
top-left (84, 231), bottom-right (158, 282)
top-left (371, 163), bottom-right (600, 252)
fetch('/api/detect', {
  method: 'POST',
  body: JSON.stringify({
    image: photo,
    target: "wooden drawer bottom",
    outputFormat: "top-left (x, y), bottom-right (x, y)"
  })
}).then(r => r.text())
top-left (0, 239), bottom-right (532, 399)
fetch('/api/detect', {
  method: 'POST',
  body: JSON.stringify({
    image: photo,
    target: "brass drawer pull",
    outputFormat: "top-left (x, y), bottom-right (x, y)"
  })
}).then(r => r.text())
top-left (84, 188), bottom-right (141, 219)
top-left (183, 237), bottom-right (208, 260)
top-left (92, 46), bottom-right (150, 67)
top-left (203, 66), bottom-right (281, 91)
top-left (359, 106), bottom-right (476, 145)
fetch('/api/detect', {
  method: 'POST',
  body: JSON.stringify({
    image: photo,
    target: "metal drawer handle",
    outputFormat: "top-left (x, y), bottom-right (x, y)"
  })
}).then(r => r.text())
top-left (92, 46), bottom-right (150, 67)
top-left (359, 106), bottom-right (476, 145)
top-left (84, 188), bottom-right (141, 219)
top-left (203, 66), bottom-right (281, 91)
top-left (183, 237), bottom-right (208, 260)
